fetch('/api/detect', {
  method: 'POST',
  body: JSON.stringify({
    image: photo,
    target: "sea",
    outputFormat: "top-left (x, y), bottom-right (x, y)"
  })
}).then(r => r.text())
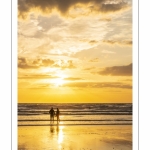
top-left (18, 103), bottom-right (132, 126)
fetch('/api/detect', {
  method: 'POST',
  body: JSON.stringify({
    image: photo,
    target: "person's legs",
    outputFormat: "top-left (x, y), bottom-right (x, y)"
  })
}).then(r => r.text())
top-left (52, 115), bottom-right (54, 123)
top-left (57, 116), bottom-right (60, 123)
top-left (50, 115), bottom-right (53, 123)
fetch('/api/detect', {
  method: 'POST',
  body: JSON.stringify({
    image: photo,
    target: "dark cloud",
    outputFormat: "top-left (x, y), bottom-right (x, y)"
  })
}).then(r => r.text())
top-left (89, 40), bottom-right (98, 45)
top-left (18, 0), bottom-right (129, 18)
top-left (63, 81), bottom-right (132, 89)
top-left (18, 57), bottom-right (55, 69)
top-left (97, 63), bottom-right (132, 76)
top-left (18, 57), bottom-right (39, 69)
top-left (19, 58), bottom-right (75, 70)
top-left (103, 40), bottom-right (132, 46)
top-left (100, 1), bottom-right (128, 13)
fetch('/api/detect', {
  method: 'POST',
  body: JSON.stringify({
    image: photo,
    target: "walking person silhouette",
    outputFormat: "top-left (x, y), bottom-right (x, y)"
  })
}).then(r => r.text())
top-left (49, 107), bottom-right (55, 124)
top-left (56, 108), bottom-right (60, 124)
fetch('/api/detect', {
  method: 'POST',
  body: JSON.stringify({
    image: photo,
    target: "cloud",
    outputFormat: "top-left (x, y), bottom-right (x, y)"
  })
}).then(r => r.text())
top-left (101, 50), bottom-right (115, 54)
top-left (64, 77), bottom-right (82, 81)
top-left (99, 18), bottom-right (112, 22)
top-left (28, 83), bottom-right (51, 89)
top-left (18, 74), bottom-right (57, 79)
top-left (63, 81), bottom-right (132, 89)
top-left (103, 40), bottom-right (132, 46)
top-left (118, 79), bottom-right (132, 82)
top-left (97, 63), bottom-right (132, 76)
top-left (100, 1), bottom-right (128, 13)
top-left (83, 67), bottom-right (95, 70)
top-left (54, 60), bottom-right (76, 69)
top-left (32, 58), bottom-right (55, 67)
top-left (19, 80), bottom-right (132, 89)
top-left (42, 59), bottom-right (55, 66)
top-left (18, 57), bottom-right (39, 69)
top-left (18, 57), bottom-right (55, 69)
top-left (37, 15), bottom-right (64, 32)
top-left (18, 6), bottom-right (116, 57)
top-left (66, 60), bottom-right (76, 69)
top-left (89, 40), bottom-right (98, 45)
top-left (18, 0), bottom-right (129, 19)
top-left (18, 57), bottom-right (76, 70)
top-left (89, 58), bottom-right (100, 62)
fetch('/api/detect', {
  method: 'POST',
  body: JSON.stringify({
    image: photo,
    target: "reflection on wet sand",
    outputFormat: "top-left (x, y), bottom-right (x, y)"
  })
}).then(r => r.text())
top-left (57, 126), bottom-right (64, 144)
top-left (18, 125), bottom-right (132, 150)
top-left (49, 124), bottom-right (64, 145)
top-left (50, 125), bottom-right (55, 133)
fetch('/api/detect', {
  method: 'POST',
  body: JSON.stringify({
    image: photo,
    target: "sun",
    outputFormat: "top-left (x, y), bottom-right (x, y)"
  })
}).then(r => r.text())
top-left (52, 78), bottom-right (65, 87)
top-left (50, 71), bottom-right (68, 87)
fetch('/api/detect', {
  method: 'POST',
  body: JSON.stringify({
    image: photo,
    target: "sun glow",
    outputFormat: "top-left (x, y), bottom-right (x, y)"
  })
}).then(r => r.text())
top-left (51, 72), bottom-right (68, 87)
top-left (52, 78), bottom-right (65, 87)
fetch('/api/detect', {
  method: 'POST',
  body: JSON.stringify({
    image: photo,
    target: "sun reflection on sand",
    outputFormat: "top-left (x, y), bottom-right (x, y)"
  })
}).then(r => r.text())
top-left (57, 126), bottom-right (64, 144)
top-left (18, 126), bottom-right (132, 150)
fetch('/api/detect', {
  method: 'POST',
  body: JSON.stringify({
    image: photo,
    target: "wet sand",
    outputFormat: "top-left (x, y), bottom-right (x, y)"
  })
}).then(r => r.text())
top-left (18, 125), bottom-right (132, 150)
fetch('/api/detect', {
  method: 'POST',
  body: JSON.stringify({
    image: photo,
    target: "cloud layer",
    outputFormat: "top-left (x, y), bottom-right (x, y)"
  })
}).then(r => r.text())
top-left (103, 40), bottom-right (132, 46)
top-left (18, 74), bottom-right (57, 79)
top-left (98, 63), bottom-right (132, 76)
top-left (18, 0), bottom-right (129, 19)
top-left (18, 57), bottom-right (76, 69)
top-left (62, 81), bottom-right (132, 89)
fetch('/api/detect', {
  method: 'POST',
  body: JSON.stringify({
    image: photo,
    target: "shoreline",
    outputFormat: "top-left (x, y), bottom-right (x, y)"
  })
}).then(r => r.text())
top-left (18, 123), bottom-right (132, 126)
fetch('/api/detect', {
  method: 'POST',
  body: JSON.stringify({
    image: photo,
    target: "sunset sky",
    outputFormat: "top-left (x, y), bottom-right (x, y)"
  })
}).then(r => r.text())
top-left (18, 0), bottom-right (132, 103)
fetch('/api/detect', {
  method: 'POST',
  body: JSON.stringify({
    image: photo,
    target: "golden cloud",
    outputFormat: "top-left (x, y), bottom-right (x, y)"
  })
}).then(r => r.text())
top-left (18, 57), bottom-right (76, 69)
top-left (63, 81), bottom-right (132, 89)
top-left (18, 0), bottom-right (129, 19)
top-left (18, 57), bottom-right (55, 69)
top-left (89, 58), bottom-right (100, 62)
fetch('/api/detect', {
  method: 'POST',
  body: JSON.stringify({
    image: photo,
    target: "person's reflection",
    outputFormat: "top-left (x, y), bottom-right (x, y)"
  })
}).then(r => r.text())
top-left (49, 124), bottom-right (60, 140)
top-left (50, 125), bottom-right (55, 134)
top-left (56, 124), bottom-right (59, 133)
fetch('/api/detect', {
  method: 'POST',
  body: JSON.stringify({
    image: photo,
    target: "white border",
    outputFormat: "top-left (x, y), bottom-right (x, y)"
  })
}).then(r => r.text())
top-left (139, 0), bottom-right (150, 150)
top-left (133, 0), bottom-right (139, 149)
top-left (0, 0), bottom-right (13, 149)
top-left (12, 0), bottom-right (18, 149)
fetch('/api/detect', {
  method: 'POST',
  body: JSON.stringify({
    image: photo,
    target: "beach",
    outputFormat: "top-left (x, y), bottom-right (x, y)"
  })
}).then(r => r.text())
top-left (18, 125), bottom-right (132, 150)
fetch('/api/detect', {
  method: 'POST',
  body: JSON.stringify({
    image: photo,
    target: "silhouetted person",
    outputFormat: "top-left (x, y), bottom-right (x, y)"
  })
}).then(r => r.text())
top-left (49, 107), bottom-right (55, 123)
top-left (56, 108), bottom-right (60, 123)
